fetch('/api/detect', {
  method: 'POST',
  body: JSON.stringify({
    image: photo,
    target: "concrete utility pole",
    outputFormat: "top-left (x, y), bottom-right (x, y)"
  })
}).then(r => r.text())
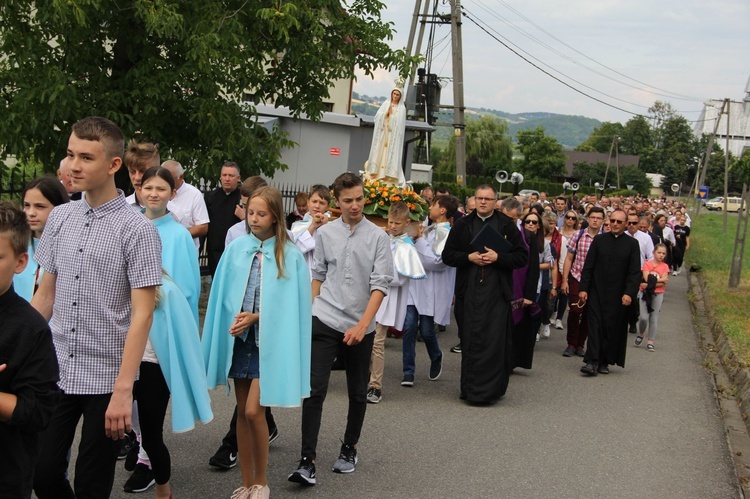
top-left (450, 0), bottom-right (466, 185)
top-left (695, 99), bottom-right (727, 217)
top-left (405, 0), bottom-right (431, 89)
top-left (723, 98), bottom-right (730, 233)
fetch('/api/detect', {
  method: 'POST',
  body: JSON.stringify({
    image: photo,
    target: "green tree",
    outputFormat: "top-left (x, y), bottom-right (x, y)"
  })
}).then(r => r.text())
top-left (620, 115), bottom-right (652, 157)
top-left (439, 115), bottom-right (513, 176)
top-left (516, 127), bottom-right (566, 179)
top-left (575, 122), bottom-right (623, 153)
top-left (0, 1), bottom-right (415, 181)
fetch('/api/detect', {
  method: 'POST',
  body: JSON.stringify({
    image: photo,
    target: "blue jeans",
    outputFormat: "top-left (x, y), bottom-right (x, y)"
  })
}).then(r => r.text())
top-left (402, 305), bottom-right (442, 376)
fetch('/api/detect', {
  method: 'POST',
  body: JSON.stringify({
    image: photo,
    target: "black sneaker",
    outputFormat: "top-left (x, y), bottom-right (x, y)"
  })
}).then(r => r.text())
top-left (366, 387), bottom-right (382, 404)
top-left (208, 443), bottom-right (238, 470)
top-left (124, 435), bottom-right (140, 472)
top-left (401, 374), bottom-right (415, 386)
top-left (597, 364), bottom-right (610, 374)
top-left (574, 347), bottom-right (585, 357)
top-left (118, 431), bottom-right (135, 460)
top-left (288, 457), bottom-right (316, 485)
top-left (268, 426), bottom-right (280, 444)
top-left (332, 443), bottom-right (358, 473)
top-left (580, 363), bottom-right (598, 377)
top-left (562, 345), bottom-right (575, 357)
top-left (450, 343), bottom-right (461, 354)
top-left (429, 354), bottom-right (443, 381)
top-left (123, 463), bottom-right (155, 493)
top-left (629, 324), bottom-right (637, 334)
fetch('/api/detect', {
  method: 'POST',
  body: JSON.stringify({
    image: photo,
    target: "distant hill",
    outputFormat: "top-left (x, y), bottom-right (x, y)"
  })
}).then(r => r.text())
top-left (351, 93), bottom-right (601, 150)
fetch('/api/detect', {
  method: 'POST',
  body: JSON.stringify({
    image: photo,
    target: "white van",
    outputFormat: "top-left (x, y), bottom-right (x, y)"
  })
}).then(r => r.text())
top-left (708, 197), bottom-right (745, 212)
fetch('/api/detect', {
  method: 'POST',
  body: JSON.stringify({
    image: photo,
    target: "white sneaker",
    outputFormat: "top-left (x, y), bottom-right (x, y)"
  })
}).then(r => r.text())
top-left (555, 319), bottom-right (564, 330)
top-left (672, 271), bottom-right (678, 276)
top-left (542, 324), bottom-right (551, 338)
top-left (536, 333), bottom-right (540, 342)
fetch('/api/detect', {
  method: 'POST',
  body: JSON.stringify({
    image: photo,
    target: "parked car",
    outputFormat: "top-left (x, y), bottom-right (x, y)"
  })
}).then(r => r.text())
top-left (518, 189), bottom-right (540, 198)
top-left (703, 196), bottom-right (722, 207)
top-left (707, 197), bottom-right (745, 212)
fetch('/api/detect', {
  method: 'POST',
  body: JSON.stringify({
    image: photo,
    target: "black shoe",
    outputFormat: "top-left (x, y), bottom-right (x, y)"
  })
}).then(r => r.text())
top-left (331, 356), bottom-right (346, 371)
top-left (574, 347), bottom-right (585, 357)
top-left (450, 343), bottom-right (461, 354)
top-left (118, 430), bottom-right (135, 461)
top-left (597, 364), bottom-right (610, 374)
top-left (288, 457), bottom-right (316, 485)
top-left (629, 324), bottom-right (637, 334)
top-left (438, 325), bottom-right (446, 332)
top-left (208, 443), bottom-right (237, 470)
top-left (562, 345), bottom-right (575, 357)
top-left (332, 443), bottom-right (358, 473)
top-left (429, 354), bottom-right (443, 381)
top-left (401, 374), bottom-right (415, 387)
top-left (123, 463), bottom-right (155, 493)
top-left (124, 434), bottom-right (140, 472)
top-left (580, 363), bottom-right (598, 376)
top-left (268, 426), bottom-right (280, 444)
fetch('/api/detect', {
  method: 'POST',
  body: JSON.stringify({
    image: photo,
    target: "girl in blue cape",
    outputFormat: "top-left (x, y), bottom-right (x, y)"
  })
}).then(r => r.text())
top-left (14, 176), bottom-right (69, 302)
top-left (135, 167), bottom-right (213, 499)
top-left (202, 186), bottom-right (312, 499)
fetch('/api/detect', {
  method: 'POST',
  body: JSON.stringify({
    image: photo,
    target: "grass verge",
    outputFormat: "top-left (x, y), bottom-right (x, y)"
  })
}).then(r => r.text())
top-left (689, 212), bottom-right (750, 366)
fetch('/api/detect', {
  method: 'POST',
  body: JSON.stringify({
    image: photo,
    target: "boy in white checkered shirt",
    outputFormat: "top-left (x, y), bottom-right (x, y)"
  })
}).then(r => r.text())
top-left (31, 116), bottom-right (163, 498)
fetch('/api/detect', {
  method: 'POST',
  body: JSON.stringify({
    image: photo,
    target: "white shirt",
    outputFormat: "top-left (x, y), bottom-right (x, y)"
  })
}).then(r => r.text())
top-left (626, 229), bottom-right (655, 267)
top-left (169, 182), bottom-right (210, 251)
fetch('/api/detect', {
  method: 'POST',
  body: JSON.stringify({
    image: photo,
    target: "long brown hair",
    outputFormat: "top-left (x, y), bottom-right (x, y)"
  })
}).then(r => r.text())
top-left (247, 187), bottom-right (288, 278)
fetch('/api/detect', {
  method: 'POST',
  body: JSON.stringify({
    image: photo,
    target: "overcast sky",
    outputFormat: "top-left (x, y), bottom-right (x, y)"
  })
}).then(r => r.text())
top-left (352, 0), bottom-right (750, 125)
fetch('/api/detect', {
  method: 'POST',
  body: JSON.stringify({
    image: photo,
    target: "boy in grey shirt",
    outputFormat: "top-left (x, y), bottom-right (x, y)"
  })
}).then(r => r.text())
top-left (289, 172), bottom-right (392, 486)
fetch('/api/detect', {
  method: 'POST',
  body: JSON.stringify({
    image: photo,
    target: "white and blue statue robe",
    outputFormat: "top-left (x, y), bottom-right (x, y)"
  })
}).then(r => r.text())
top-left (201, 234), bottom-right (312, 407)
top-left (150, 276), bottom-right (214, 432)
top-left (150, 213), bottom-right (201, 324)
top-left (14, 240), bottom-right (42, 302)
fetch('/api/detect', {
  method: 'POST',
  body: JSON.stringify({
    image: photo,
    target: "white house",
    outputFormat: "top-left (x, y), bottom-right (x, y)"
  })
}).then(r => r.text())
top-left (694, 75), bottom-right (750, 158)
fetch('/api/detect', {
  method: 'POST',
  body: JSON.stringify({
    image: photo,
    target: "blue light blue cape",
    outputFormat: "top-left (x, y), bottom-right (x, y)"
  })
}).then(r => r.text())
top-left (150, 277), bottom-right (214, 432)
top-left (14, 240), bottom-right (41, 302)
top-left (151, 213), bottom-right (201, 324)
top-left (202, 234), bottom-right (312, 407)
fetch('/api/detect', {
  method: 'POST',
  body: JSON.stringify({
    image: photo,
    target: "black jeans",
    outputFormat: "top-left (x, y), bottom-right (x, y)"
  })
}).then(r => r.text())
top-left (34, 392), bottom-right (120, 499)
top-left (300, 316), bottom-right (374, 460)
top-left (134, 362), bottom-right (171, 485)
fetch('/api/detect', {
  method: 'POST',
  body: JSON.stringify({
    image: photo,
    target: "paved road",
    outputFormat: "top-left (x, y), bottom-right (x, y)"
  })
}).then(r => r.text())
top-left (66, 272), bottom-right (739, 498)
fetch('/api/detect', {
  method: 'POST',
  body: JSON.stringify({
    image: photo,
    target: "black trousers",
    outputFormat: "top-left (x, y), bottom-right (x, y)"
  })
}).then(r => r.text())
top-left (34, 392), bottom-right (120, 499)
top-left (134, 362), bottom-right (171, 485)
top-left (300, 316), bottom-right (374, 460)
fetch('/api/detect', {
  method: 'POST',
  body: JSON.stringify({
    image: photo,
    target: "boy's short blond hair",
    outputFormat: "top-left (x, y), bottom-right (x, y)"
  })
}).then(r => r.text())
top-left (388, 201), bottom-right (410, 221)
top-left (124, 139), bottom-right (160, 172)
top-left (0, 201), bottom-right (31, 257)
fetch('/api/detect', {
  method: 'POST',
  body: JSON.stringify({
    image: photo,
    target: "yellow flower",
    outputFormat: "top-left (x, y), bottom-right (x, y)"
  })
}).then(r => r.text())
top-left (379, 200), bottom-right (385, 206)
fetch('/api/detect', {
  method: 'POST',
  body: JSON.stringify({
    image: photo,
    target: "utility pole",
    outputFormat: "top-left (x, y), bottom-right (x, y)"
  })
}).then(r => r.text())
top-left (695, 99), bottom-right (727, 217)
top-left (450, 0), bottom-right (466, 185)
top-left (405, 0), bottom-right (431, 89)
top-left (723, 97), bottom-right (730, 233)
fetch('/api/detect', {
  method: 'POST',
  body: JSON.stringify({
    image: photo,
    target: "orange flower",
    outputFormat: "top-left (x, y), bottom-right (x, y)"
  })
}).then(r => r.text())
top-left (408, 203), bottom-right (415, 210)
top-left (370, 192), bottom-right (376, 198)
top-left (379, 200), bottom-right (385, 206)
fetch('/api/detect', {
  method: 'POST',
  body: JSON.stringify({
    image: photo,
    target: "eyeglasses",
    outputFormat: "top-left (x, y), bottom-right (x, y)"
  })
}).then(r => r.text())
top-left (603, 223), bottom-right (610, 227)
top-left (627, 221), bottom-right (639, 225)
top-left (610, 219), bottom-right (626, 224)
top-left (476, 197), bottom-right (496, 203)
top-left (565, 215), bottom-right (577, 220)
top-left (524, 219), bottom-right (539, 225)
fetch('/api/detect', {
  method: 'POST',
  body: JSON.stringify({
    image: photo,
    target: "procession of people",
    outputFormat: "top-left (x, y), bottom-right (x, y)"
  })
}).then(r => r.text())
top-left (1, 114), bottom-right (692, 499)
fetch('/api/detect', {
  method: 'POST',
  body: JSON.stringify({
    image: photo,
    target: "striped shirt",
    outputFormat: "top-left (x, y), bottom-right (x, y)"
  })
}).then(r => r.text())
top-left (35, 192), bottom-right (162, 395)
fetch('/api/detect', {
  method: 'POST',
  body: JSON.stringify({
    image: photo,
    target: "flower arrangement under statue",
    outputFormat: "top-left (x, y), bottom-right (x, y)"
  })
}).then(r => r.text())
top-left (328, 179), bottom-right (428, 227)
top-left (362, 179), bottom-right (428, 222)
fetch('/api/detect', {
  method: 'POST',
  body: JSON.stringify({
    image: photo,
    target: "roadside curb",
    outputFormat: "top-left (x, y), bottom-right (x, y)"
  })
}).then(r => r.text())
top-left (689, 271), bottom-right (750, 497)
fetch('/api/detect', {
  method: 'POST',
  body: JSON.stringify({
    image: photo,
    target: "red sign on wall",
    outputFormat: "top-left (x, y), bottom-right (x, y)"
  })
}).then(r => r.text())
top-left (330, 147), bottom-right (340, 156)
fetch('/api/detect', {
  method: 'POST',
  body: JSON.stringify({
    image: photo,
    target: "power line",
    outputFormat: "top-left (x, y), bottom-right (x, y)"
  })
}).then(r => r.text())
top-left (461, 6), bottom-right (641, 116)
top-left (489, 0), bottom-right (707, 102)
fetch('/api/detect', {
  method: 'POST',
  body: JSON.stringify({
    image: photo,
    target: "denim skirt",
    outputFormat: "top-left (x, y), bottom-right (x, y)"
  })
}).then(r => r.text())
top-left (228, 337), bottom-right (260, 379)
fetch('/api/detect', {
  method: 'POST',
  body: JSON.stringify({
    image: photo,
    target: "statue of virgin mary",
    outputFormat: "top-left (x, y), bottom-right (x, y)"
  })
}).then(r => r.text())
top-left (364, 86), bottom-right (407, 186)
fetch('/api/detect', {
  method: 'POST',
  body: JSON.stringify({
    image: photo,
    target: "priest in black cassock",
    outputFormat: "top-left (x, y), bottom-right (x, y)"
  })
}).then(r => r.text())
top-left (578, 209), bottom-right (641, 376)
top-left (443, 187), bottom-right (527, 404)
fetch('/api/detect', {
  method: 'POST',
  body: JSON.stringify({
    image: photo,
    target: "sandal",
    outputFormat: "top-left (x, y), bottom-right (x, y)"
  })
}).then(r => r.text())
top-left (647, 343), bottom-right (655, 352)
top-left (634, 335), bottom-right (644, 346)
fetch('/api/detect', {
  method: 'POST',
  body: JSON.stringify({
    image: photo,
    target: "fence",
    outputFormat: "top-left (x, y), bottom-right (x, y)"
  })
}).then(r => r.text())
top-left (0, 168), bottom-right (34, 201)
